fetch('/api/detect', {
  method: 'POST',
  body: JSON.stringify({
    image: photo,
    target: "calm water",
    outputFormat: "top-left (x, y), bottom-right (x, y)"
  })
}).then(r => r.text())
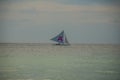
top-left (0, 43), bottom-right (120, 80)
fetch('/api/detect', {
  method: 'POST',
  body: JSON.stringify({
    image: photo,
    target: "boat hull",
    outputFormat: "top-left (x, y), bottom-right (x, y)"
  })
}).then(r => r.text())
top-left (52, 43), bottom-right (70, 46)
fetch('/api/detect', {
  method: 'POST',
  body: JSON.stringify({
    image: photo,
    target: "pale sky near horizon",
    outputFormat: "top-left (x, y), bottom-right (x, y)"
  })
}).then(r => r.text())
top-left (0, 0), bottom-right (120, 44)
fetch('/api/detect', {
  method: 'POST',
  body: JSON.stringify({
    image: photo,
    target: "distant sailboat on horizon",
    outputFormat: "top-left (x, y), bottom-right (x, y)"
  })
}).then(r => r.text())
top-left (50, 30), bottom-right (70, 46)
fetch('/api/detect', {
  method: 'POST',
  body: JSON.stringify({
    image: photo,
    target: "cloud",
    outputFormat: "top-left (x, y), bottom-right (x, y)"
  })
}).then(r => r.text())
top-left (0, 1), bottom-right (119, 12)
top-left (0, 1), bottom-right (119, 26)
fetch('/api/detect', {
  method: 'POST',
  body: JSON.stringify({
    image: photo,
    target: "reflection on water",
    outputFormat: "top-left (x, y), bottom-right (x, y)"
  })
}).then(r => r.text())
top-left (0, 44), bottom-right (120, 80)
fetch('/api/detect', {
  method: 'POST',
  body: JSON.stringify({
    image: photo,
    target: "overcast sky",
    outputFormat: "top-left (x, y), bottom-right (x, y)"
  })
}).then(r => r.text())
top-left (0, 0), bottom-right (120, 44)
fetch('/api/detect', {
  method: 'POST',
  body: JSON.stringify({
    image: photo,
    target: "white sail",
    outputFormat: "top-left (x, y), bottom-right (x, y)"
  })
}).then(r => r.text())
top-left (64, 33), bottom-right (70, 45)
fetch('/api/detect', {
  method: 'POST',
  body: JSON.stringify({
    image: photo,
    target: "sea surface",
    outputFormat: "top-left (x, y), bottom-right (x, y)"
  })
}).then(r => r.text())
top-left (0, 43), bottom-right (120, 80)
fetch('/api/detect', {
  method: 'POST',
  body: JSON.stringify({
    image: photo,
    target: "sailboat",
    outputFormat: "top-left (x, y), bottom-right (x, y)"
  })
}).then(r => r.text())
top-left (50, 30), bottom-right (70, 46)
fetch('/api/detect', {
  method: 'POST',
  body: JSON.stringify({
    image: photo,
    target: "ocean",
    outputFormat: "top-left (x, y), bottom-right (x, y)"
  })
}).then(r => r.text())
top-left (0, 43), bottom-right (120, 80)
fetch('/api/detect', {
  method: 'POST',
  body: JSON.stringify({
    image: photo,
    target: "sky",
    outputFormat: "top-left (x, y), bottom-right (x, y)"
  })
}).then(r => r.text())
top-left (0, 0), bottom-right (120, 44)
